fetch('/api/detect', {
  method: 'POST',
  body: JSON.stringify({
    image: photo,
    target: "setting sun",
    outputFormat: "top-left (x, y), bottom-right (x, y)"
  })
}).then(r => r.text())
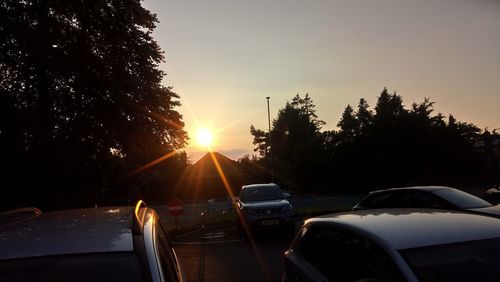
top-left (196, 128), bottom-right (213, 148)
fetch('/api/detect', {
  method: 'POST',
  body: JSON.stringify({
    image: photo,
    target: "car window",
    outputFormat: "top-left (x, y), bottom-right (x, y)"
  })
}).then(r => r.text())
top-left (432, 188), bottom-right (492, 209)
top-left (400, 191), bottom-right (451, 209)
top-left (299, 224), bottom-right (404, 282)
top-left (241, 186), bottom-right (284, 202)
top-left (400, 237), bottom-right (500, 282)
top-left (363, 190), bottom-right (451, 209)
top-left (0, 253), bottom-right (145, 282)
top-left (362, 192), bottom-right (399, 208)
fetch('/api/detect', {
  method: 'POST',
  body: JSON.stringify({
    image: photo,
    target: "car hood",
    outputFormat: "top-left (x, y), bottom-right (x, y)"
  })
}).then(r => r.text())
top-left (470, 205), bottom-right (500, 216)
top-left (241, 199), bottom-right (291, 209)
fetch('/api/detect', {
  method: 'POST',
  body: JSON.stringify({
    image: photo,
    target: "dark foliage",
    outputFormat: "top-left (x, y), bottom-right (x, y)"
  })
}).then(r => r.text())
top-left (0, 0), bottom-right (187, 209)
top-left (251, 94), bottom-right (327, 190)
top-left (250, 89), bottom-right (499, 193)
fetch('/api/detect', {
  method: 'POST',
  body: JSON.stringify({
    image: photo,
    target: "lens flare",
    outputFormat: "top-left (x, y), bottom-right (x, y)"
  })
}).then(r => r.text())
top-left (197, 128), bottom-right (213, 148)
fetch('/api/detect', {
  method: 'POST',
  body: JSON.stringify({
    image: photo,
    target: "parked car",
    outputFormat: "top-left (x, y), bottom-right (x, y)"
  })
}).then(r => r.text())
top-left (283, 209), bottom-right (500, 282)
top-left (236, 183), bottom-right (294, 235)
top-left (0, 201), bottom-right (185, 282)
top-left (352, 186), bottom-right (500, 217)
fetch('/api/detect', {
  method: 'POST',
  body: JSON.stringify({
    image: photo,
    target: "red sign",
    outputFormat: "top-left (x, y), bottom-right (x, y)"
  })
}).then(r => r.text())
top-left (168, 198), bottom-right (184, 217)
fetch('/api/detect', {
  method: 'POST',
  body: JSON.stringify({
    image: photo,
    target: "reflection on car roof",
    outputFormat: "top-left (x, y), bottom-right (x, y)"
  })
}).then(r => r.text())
top-left (371, 186), bottom-right (450, 193)
top-left (0, 207), bottom-right (134, 260)
top-left (310, 209), bottom-right (500, 250)
top-left (242, 183), bottom-right (278, 189)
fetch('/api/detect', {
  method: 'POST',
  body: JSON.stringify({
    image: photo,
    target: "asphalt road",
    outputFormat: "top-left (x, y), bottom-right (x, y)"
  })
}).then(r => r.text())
top-left (172, 227), bottom-right (295, 282)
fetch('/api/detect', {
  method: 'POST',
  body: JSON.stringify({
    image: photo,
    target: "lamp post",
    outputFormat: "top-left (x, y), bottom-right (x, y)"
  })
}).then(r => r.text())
top-left (266, 97), bottom-right (274, 182)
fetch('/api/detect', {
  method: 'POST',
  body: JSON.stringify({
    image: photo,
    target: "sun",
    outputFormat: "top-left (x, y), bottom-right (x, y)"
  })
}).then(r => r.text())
top-left (196, 128), bottom-right (214, 148)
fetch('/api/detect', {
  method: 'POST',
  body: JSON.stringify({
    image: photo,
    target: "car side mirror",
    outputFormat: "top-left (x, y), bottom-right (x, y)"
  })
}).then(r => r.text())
top-left (283, 192), bottom-right (291, 198)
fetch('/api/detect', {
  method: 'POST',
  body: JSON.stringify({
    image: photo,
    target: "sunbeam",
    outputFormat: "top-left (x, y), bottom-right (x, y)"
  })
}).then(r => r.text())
top-left (208, 152), bottom-right (272, 281)
top-left (124, 150), bottom-right (178, 178)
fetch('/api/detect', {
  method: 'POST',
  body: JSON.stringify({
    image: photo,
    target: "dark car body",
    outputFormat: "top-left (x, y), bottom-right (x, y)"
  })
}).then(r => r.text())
top-left (237, 183), bottom-right (294, 234)
top-left (0, 201), bottom-right (184, 282)
top-left (283, 209), bottom-right (500, 282)
top-left (352, 186), bottom-right (500, 217)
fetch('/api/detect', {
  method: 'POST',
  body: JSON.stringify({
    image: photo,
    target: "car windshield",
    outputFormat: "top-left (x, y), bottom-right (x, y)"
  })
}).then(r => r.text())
top-left (242, 186), bottom-right (284, 202)
top-left (0, 253), bottom-right (145, 282)
top-left (400, 237), bottom-right (500, 282)
top-left (433, 188), bottom-right (492, 209)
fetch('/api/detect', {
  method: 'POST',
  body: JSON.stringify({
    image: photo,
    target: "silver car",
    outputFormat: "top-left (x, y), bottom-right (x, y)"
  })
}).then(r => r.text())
top-left (0, 201), bottom-right (185, 282)
top-left (237, 183), bottom-right (295, 235)
top-left (353, 186), bottom-right (500, 218)
top-left (284, 209), bottom-right (500, 281)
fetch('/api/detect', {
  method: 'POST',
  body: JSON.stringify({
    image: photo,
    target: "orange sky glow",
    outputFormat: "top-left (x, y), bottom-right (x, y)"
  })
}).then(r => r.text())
top-left (143, 0), bottom-right (500, 162)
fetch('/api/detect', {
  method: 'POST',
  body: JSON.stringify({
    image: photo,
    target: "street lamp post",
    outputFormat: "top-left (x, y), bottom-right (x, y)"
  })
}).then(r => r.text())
top-left (266, 97), bottom-right (274, 182)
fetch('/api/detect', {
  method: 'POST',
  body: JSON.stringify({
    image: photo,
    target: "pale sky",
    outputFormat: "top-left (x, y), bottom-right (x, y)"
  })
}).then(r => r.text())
top-left (143, 0), bottom-right (500, 162)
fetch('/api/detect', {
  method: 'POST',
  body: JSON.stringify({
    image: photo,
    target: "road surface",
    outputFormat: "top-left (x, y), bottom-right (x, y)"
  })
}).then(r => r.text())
top-left (172, 227), bottom-right (295, 282)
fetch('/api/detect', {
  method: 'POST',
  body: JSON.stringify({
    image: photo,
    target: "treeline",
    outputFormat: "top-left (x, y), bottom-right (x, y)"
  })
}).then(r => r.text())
top-left (0, 1), bottom-right (188, 209)
top-left (245, 89), bottom-right (500, 193)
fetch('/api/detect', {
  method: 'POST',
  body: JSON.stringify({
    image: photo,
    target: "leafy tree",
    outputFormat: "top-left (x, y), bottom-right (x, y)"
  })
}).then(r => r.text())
top-left (410, 98), bottom-right (435, 120)
top-left (246, 87), bottom-right (495, 193)
top-left (290, 93), bottom-right (325, 129)
top-left (454, 120), bottom-right (481, 142)
top-left (337, 104), bottom-right (359, 141)
top-left (330, 89), bottom-right (486, 190)
top-left (0, 0), bottom-right (187, 208)
top-left (250, 125), bottom-right (268, 157)
top-left (356, 98), bottom-right (373, 134)
top-left (374, 87), bottom-right (406, 124)
top-left (250, 94), bottom-right (325, 190)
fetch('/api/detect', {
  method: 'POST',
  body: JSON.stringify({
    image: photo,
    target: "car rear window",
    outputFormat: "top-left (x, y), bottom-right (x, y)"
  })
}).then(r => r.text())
top-left (400, 237), bottom-right (500, 282)
top-left (241, 186), bottom-right (284, 202)
top-left (0, 252), bottom-right (145, 282)
top-left (432, 188), bottom-right (491, 209)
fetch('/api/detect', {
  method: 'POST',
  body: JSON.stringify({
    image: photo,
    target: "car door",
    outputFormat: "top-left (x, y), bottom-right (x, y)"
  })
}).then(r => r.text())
top-left (284, 223), bottom-right (405, 282)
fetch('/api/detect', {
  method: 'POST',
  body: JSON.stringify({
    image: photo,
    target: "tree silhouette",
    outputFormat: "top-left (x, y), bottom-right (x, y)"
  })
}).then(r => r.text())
top-left (337, 104), bottom-right (359, 141)
top-left (356, 98), bottom-right (373, 135)
top-left (374, 87), bottom-right (406, 124)
top-left (250, 125), bottom-right (268, 157)
top-left (250, 94), bottom-right (325, 190)
top-left (330, 88), bottom-right (484, 190)
top-left (0, 0), bottom-right (187, 208)
top-left (248, 88), bottom-right (495, 193)
top-left (290, 93), bottom-right (325, 129)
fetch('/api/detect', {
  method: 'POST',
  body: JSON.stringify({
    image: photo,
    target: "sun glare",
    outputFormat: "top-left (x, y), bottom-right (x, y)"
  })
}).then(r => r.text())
top-left (197, 128), bottom-right (213, 148)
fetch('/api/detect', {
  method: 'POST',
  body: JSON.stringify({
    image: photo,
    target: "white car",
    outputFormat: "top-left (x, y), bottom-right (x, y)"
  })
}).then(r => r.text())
top-left (284, 209), bottom-right (500, 282)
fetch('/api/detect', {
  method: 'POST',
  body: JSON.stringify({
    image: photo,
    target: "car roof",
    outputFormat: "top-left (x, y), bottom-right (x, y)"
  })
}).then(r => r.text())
top-left (370, 185), bottom-right (453, 194)
top-left (0, 206), bottom-right (135, 260)
top-left (242, 183), bottom-right (279, 189)
top-left (308, 209), bottom-right (500, 250)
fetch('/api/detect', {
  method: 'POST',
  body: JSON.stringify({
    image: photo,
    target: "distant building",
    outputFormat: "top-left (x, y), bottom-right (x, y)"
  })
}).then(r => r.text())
top-left (170, 152), bottom-right (250, 201)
